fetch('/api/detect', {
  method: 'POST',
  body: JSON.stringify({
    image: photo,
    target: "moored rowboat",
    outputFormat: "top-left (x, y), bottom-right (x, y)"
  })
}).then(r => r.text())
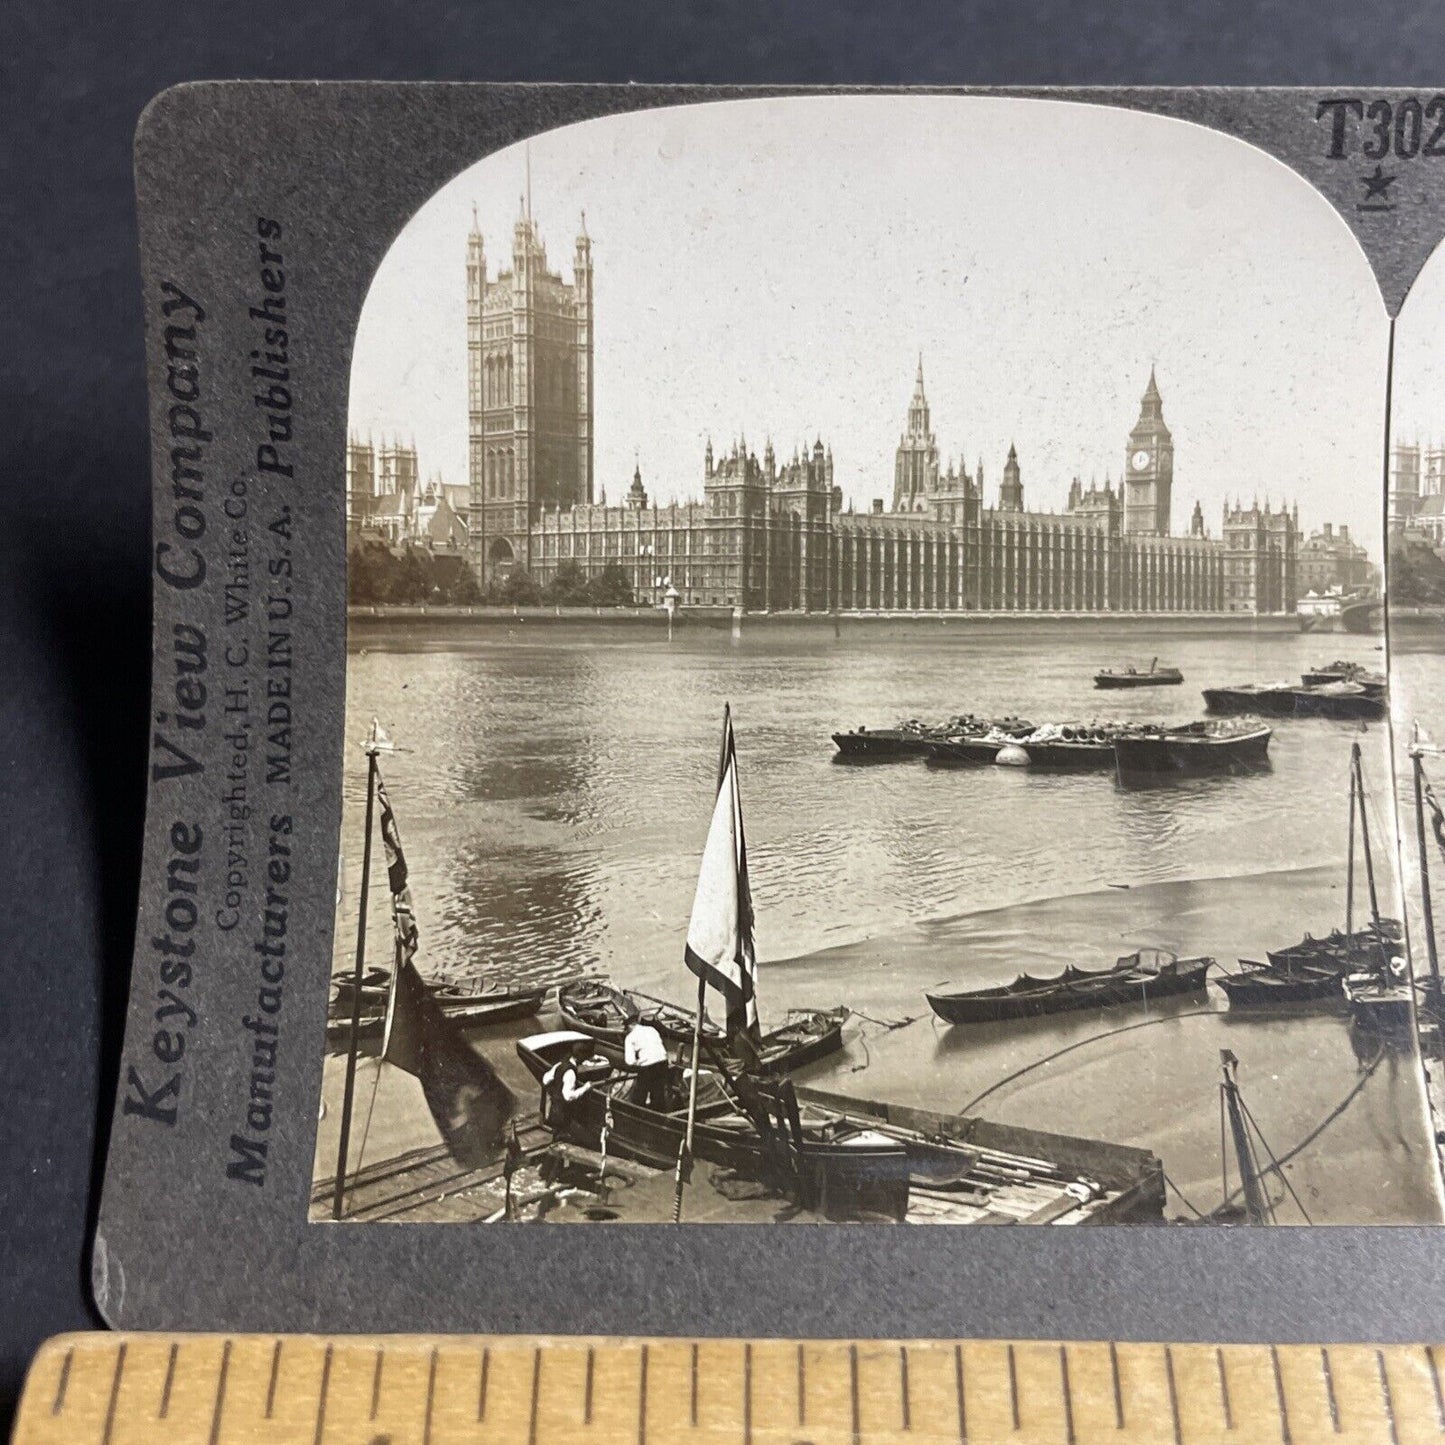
top-left (1214, 959), bottom-right (1342, 1008)
top-left (324, 985), bottom-right (547, 1047)
top-left (926, 948), bottom-right (1212, 1025)
top-left (557, 979), bottom-right (846, 1074)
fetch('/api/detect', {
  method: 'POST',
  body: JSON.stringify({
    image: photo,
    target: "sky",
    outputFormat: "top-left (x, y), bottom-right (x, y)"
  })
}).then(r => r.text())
top-left (350, 95), bottom-right (1396, 558)
top-left (1394, 240), bottom-right (1445, 451)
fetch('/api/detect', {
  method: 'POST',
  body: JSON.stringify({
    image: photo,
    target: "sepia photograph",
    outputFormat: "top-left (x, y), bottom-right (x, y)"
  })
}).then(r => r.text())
top-left (310, 95), bottom-right (1439, 1227)
top-left (1383, 230), bottom-right (1445, 1177)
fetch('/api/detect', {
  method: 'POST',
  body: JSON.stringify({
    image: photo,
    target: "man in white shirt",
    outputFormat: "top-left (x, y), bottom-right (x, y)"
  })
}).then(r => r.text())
top-left (624, 1017), bottom-right (670, 1110)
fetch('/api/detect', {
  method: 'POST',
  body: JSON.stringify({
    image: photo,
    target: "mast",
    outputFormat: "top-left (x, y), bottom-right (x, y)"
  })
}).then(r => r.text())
top-left (1220, 1051), bottom-right (1272, 1225)
top-left (1414, 746), bottom-right (1442, 992)
top-left (1346, 744), bottom-right (1358, 948)
top-left (1353, 743), bottom-right (1382, 931)
top-left (332, 722), bottom-right (384, 1220)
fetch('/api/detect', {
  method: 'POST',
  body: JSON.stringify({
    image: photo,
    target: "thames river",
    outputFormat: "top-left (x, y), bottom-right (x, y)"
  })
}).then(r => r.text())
top-left (319, 616), bottom-right (1442, 1224)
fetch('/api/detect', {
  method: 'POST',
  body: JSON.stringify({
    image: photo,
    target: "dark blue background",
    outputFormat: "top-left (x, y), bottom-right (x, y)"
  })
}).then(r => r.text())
top-left (4, 0), bottom-right (1443, 1424)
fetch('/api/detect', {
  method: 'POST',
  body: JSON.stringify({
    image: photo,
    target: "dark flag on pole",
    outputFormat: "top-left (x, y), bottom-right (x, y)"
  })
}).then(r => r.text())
top-left (382, 955), bottom-right (515, 1168)
top-left (376, 769), bottom-right (514, 1168)
top-left (376, 775), bottom-right (419, 964)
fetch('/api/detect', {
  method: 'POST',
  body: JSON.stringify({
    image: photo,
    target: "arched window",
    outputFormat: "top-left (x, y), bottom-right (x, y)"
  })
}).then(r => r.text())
top-left (505, 449), bottom-right (515, 497)
top-left (504, 354), bottom-right (512, 405)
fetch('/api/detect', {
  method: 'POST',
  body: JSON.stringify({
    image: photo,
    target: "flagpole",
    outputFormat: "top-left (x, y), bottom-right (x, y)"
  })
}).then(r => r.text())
top-left (332, 730), bottom-right (381, 1221)
top-left (674, 704), bottom-right (733, 1223)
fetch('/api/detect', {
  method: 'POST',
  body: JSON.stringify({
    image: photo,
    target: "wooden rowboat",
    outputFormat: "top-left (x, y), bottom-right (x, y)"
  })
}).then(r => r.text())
top-left (926, 948), bottom-right (1212, 1025)
top-left (557, 979), bottom-right (847, 1075)
top-left (325, 985), bottom-right (546, 1048)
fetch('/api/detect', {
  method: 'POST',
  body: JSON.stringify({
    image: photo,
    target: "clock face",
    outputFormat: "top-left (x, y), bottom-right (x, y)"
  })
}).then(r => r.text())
top-left (1131, 448), bottom-right (1152, 471)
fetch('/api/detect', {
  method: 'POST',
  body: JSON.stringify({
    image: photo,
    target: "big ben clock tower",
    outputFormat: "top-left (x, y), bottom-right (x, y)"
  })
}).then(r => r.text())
top-left (1124, 367), bottom-right (1173, 537)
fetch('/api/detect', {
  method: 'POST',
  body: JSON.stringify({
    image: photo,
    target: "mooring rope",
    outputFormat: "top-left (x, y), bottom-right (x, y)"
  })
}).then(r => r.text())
top-left (956, 1008), bottom-right (1218, 1116)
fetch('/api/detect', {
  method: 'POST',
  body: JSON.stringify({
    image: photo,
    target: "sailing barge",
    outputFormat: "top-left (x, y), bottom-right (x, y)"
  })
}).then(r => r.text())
top-left (926, 948), bottom-right (1212, 1025)
top-left (832, 715), bottom-right (1033, 759)
top-left (519, 1031), bottom-right (1165, 1224)
top-left (1203, 680), bottom-right (1385, 721)
top-left (1113, 719), bottom-right (1272, 777)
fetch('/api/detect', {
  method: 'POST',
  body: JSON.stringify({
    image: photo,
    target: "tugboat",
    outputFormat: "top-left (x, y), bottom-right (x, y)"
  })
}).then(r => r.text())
top-left (1094, 657), bottom-right (1183, 689)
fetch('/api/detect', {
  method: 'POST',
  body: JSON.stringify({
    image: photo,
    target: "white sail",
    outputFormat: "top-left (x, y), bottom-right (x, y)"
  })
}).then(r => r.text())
top-left (683, 707), bottom-right (759, 1040)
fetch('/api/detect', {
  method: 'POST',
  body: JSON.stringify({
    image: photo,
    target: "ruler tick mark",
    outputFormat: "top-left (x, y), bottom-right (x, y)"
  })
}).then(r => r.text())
top-left (101, 1342), bottom-right (126, 1445)
top-left (313, 1343), bottom-right (333, 1445)
top-left (50, 1346), bottom-right (72, 1416)
top-left (1109, 1340), bottom-right (1124, 1429)
top-left (478, 1346), bottom-right (490, 1421)
top-left (744, 1341), bottom-right (753, 1445)
top-left (638, 1342), bottom-right (649, 1445)
top-left (900, 1345), bottom-right (911, 1431)
top-left (207, 1340), bottom-right (231, 1445)
top-left (586, 1345), bottom-right (596, 1425)
top-left (1427, 1344), bottom-right (1445, 1431)
top-left (1377, 1349), bottom-right (1400, 1445)
top-left (528, 1346), bottom-right (542, 1445)
top-left (955, 1344), bottom-right (968, 1444)
top-left (266, 1339), bottom-right (282, 1420)
top-left (1165, 1346), bottom-right (1183, 1445)
top-left (1060, 1346), bottom-right (1075, 1445)
top-left (370, 1347), bottom-right (384, 1420)
top-left (1007, 1344), bottom-right (1019, 1432)
top-left (423, 1347), bottom-right (438, 1445)
top-left (851, 1342), bottom-right (861, 1444)
top-left (1271, 1345), bottom-right (1292, 1445)
top-left (159, 1342), bottom-right (178, 1418)
top-left (1320, 1347), bottom-right (1340, 1432)
top-left (1217, 1347), bottom-right (1234, 1431)
top-left (797, 1343), bottom-right (805, 1426)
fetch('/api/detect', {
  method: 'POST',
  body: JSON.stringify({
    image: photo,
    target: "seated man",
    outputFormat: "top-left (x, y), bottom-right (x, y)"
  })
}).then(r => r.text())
top-left (542, 1038), bottom-right (597, 1138)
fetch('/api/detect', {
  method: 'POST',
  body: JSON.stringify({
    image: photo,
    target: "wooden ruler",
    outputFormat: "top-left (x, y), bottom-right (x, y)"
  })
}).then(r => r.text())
top-left (12, 1332), bottom-right (1445, 1443)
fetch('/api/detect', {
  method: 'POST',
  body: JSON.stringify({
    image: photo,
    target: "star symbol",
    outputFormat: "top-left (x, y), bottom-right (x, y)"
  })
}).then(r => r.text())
top-left (1360, 164), bottom-right (1397, 201)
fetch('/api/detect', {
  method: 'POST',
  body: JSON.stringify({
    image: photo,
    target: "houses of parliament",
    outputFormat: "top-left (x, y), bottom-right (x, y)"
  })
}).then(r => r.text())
top-left (348, 210), bottom-right (1299, 615)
